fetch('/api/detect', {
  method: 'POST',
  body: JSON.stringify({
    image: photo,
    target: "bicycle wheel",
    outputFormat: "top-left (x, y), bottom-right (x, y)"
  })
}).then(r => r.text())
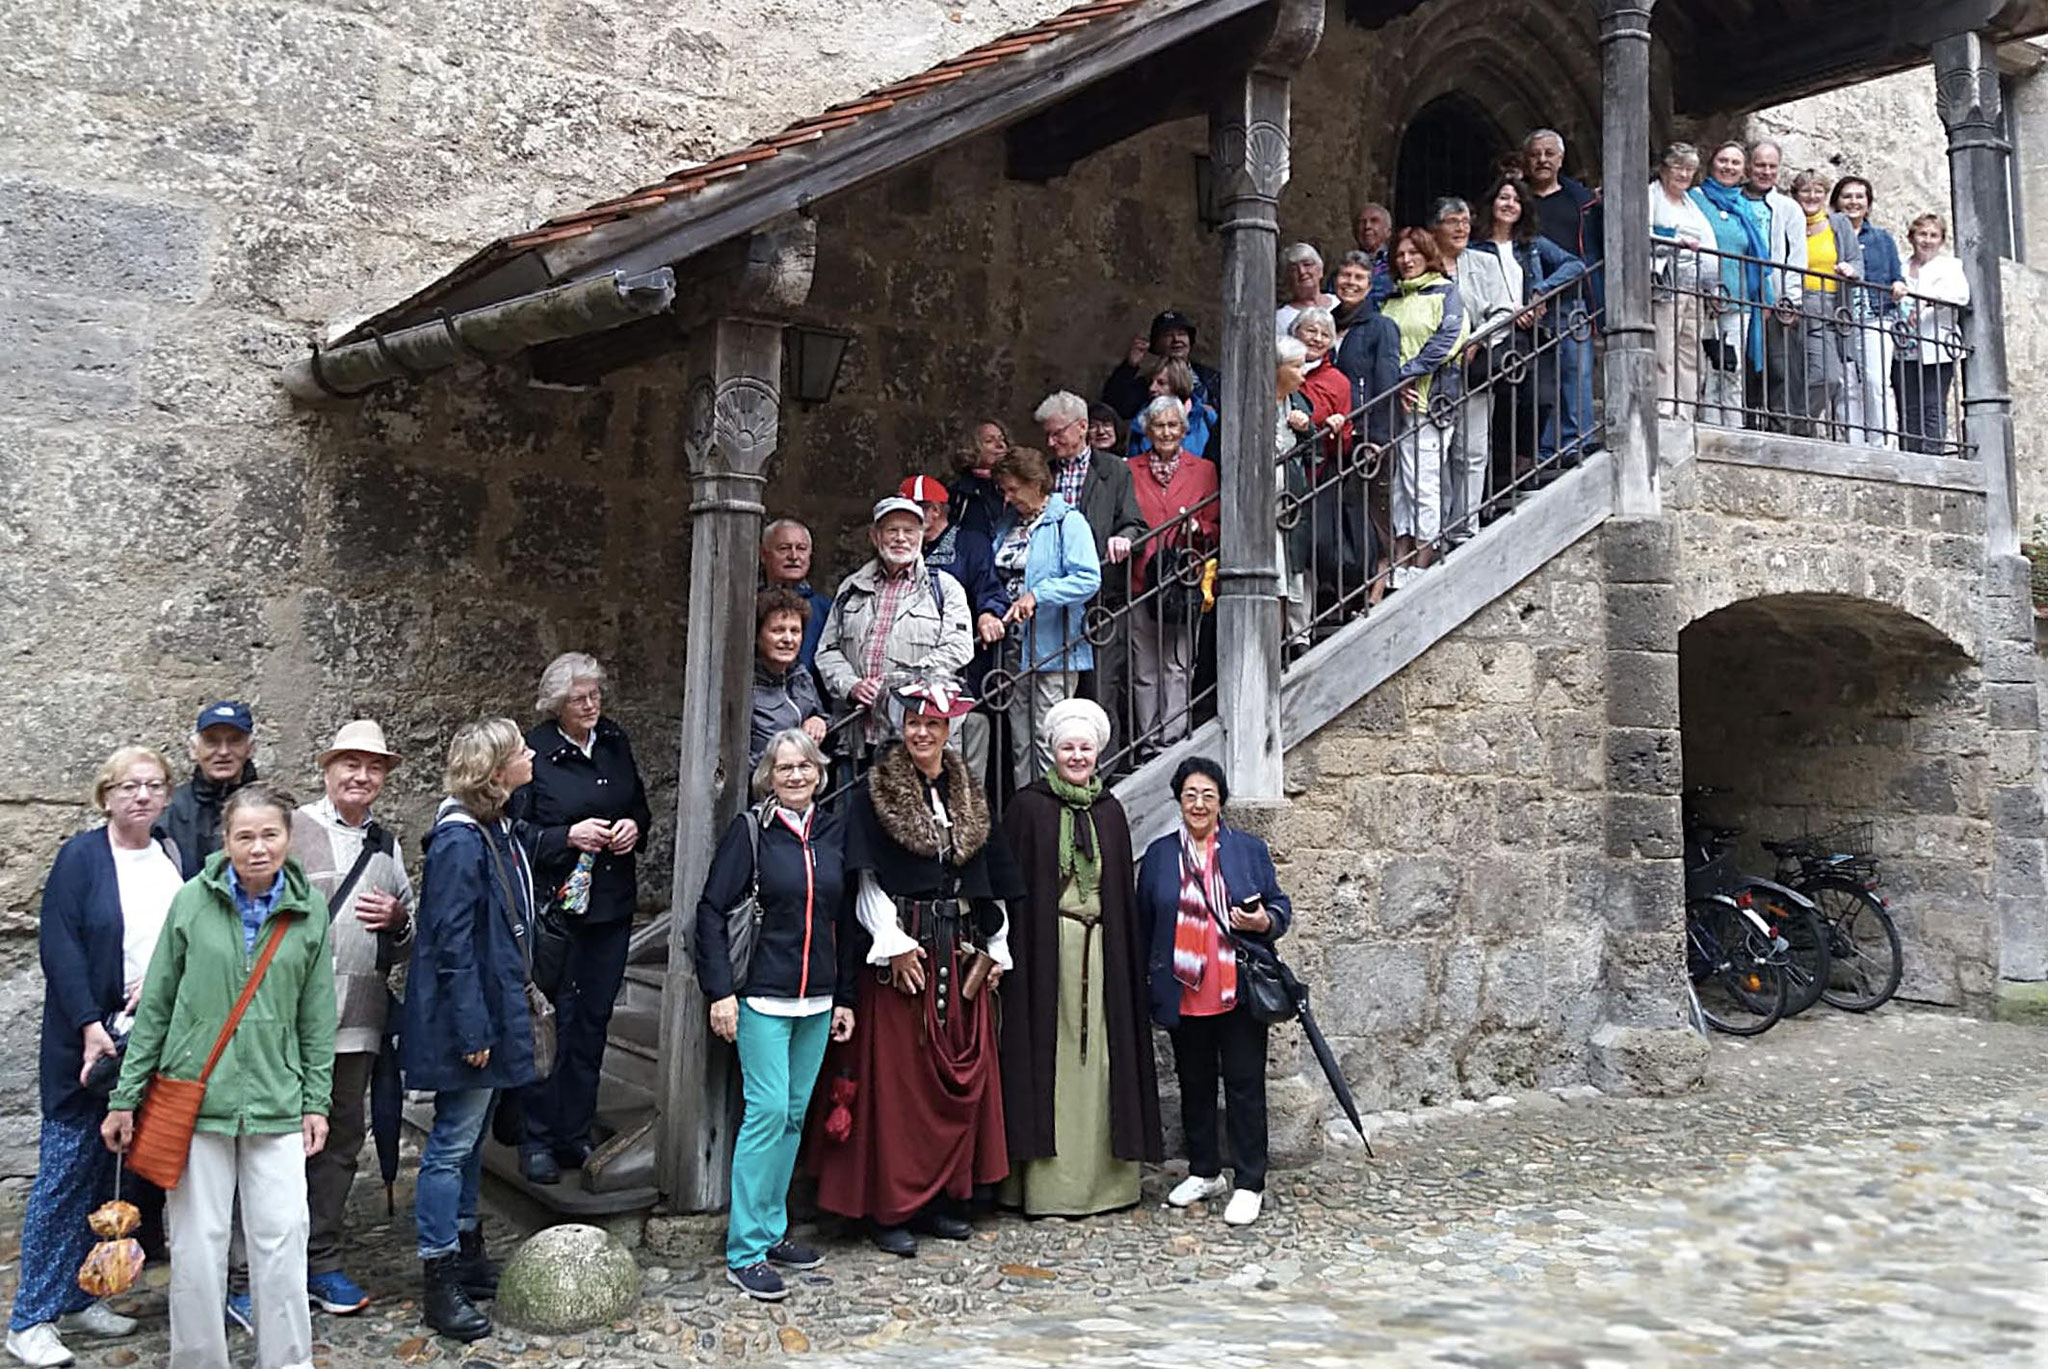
top-left (1808, 878), bottom-right (1904, 1012)
top-left (1752, 890), bottom-right (1828, 1017)
top-left (1686, 898), bottom-right (1786, 1035)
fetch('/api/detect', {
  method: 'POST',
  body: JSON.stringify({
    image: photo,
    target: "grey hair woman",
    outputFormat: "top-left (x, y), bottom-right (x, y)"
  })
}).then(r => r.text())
top-left (692, 726), bottom-right (855, 1300)
top-left (507, 652), bottom-right (652, 1187)
top-left (1278, 241), bottom-right (1337, 335)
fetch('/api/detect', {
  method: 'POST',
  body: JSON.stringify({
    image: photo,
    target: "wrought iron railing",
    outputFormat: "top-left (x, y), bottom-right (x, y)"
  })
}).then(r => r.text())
top-left (1651, 239), bottom-right (1972, 457)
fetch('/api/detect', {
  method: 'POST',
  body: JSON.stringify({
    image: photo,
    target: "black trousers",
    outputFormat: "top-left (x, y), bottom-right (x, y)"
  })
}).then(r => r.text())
top-left (522, 916), bottom-right (632, 1160)
top-left (1894, 360), bottom-right (1957, 455)
top-left (1170, 1005), bottom-right (1269, 1193)
top-left (1744, 314), bottom-right (1809, 433)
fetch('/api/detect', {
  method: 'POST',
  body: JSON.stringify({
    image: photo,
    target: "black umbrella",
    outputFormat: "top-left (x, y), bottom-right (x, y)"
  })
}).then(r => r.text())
top-left (370, 1001), bottom-right (403, 1216)
top-left (1279, 962), bottom-right (1373, 1159)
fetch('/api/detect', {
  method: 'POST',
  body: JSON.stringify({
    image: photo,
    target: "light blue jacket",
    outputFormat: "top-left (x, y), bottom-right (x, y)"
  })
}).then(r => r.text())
top-left (993, 493), bottom-right (1102, 675)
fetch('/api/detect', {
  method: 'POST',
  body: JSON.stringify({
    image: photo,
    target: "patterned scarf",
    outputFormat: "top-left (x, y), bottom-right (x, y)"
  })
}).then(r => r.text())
top-left (1146, 444), bottom-right (1182, 490)
top-left (1045, 770), bottom-right (1102, 900)
top-left (1171, 826), bottom-right (1233, 1006)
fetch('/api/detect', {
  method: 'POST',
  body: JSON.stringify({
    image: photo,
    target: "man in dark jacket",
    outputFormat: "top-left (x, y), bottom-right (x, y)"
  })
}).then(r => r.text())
top-left (1100, 310), bottom-right (1223, 423)
top-left (1035, 391), bottom-right (1145, 759)
top-left (158, 700), bottom-right (257, 879)
top-left (902, 475), bottom-right (1005, 785)
top-left (1523, 128), bottom-right (1604, 462)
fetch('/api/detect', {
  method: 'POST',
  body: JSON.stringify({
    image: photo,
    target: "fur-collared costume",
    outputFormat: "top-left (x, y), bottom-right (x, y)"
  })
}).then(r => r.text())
top-left (807, 740), bottom-right (1023, 1227)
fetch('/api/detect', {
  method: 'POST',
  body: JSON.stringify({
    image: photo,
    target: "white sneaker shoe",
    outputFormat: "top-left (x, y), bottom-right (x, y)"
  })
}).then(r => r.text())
top-left (1222, 1188), bottom-right (1263, 1226)
top-left (5, 1323), bottom-right (75, 1368)
top-left (59, 1303), bottom-right (137, 1338)
top-left (1166, 1173), bottom-right (1230, 1208)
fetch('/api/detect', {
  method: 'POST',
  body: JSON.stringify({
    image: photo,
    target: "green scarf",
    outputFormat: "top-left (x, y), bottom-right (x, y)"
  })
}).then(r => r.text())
top-left (1045, 771), bottom-right (1103, 899)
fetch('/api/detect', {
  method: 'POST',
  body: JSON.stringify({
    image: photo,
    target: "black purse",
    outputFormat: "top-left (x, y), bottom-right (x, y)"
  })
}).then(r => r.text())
top-left (1209, 897), bottom-right (1298, 1026)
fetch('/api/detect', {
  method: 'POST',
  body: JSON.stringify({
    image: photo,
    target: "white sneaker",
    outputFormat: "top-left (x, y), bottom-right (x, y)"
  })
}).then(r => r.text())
top-left (5, 1323), bottom-right (75, 1368)
top-left (58, 1303), bottom-right (137, 1338)
top-left (1166, 1173), bottom-right (1230, 1208)
top-left (1222, 1188), bottom-right (1263, 1226)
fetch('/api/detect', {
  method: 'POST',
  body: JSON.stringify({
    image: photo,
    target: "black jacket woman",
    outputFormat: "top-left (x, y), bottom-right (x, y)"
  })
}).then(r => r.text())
top-left (693, 727), bottom-right (856, 1302)
top-left (505, 651), bottom-right (653, 1185)
top-left (1135, 756), bottom-right (1292, 1229)
top-left (8, 747), bottom-right (181, 1368)
top-left (997, 698), bottom-right (1161, 1218)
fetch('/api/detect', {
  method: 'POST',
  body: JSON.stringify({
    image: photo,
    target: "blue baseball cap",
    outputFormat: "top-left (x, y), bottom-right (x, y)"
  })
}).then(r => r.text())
top-left (195, 700), bottom-right (254, 734)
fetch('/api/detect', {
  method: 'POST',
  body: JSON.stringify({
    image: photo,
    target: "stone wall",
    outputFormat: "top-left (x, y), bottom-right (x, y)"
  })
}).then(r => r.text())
top-left (1667, 449), bottom-right (2000, 1008)
top-left (1268, 539), bottom-right (1613, 1110)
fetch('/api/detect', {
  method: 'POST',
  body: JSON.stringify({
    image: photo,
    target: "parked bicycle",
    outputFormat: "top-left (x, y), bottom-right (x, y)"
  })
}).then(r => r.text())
top-left (1685, 888), bottom-right (1789, 1035)
top-left (1683, 791), bottom-right (1831, 1019)
top-left (1763, 820), bottom-right (1904, 1012)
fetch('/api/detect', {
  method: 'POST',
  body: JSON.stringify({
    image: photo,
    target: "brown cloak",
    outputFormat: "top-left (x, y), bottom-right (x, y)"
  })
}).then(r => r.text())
top-left (998, 781), bottom-right (1163, 1165)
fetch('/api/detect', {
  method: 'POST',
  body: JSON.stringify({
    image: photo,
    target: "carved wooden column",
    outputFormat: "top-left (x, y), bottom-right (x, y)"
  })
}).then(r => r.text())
top-left (1210, 0), bottom-right (1321, 801)
top-left (658, 220), bottom-right (815, 1210)
top-left (1597, 0), bottom-right (1658, 517)
top-left (1935, 31), bottom-right (2018, 555)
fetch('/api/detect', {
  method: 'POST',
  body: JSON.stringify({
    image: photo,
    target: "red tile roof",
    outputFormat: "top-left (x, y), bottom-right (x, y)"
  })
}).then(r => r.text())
top-left (342, 0), bottom-right (1152, 341)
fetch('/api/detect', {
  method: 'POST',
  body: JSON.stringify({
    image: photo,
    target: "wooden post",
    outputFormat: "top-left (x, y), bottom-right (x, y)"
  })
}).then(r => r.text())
top-left (1597, 0), bottom-right (1658, 518)
top-left (1209, 0), bottom-right (1321, 802)
top-left (1934, 31), bottom-right (2019, 557)
top-left (656, 318), bottom-right (782, 1210)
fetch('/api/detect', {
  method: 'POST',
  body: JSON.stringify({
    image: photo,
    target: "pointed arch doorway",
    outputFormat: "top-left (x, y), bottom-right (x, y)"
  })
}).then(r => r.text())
top-left (1394, 93), bottom-right (1511, 229)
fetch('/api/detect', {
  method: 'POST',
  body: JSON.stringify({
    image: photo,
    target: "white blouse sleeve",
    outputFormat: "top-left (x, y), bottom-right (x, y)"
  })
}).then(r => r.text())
top-left (855, 870), bottom-right (919, 965)
top-left (984, 902), bottom-right (1012, 971)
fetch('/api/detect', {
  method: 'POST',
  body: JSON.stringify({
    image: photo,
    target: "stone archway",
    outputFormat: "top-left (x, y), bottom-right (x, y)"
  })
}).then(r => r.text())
top-left (1677, 592), bottom-right (1992, 1008)
top-left (1394, 92), bottom-right (1510, 227)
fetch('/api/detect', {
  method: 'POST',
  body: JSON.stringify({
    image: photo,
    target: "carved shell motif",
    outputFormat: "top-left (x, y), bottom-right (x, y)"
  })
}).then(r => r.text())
top-left (1212, 118), bottom-right (1291, 202)
top-left (1936, 61), bottom-right (2001, 132)
top-left (713, 375), bottom-right (780, 470)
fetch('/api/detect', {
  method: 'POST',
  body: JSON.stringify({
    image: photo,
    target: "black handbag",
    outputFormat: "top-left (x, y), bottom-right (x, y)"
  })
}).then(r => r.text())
top-left (1206, 900), bottom-right (1298, 1026)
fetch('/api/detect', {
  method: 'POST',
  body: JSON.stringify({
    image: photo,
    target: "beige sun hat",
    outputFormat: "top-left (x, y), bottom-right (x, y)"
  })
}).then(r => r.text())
top-left (316, 719), bottom-right (402, 770)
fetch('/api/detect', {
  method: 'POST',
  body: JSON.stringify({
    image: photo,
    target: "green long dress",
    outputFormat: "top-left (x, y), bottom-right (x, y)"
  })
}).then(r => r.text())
top-left (1000, 874), bottom-right (1142, 1216)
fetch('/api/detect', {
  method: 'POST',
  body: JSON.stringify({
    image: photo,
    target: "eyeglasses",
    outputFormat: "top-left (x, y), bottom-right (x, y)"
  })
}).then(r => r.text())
top-left (112, 780), bottom-right (168, 797)
top-left (567, 690), bottom-right (603, 708)
top-left (772, 761), bottom-right (818, 776)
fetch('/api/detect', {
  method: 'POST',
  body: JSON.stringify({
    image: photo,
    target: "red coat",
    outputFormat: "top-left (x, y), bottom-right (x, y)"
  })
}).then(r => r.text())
top-left (1301, 357), bottom-right (1353, 470)
top-left (1124, 454), bottom-right (1220, 593)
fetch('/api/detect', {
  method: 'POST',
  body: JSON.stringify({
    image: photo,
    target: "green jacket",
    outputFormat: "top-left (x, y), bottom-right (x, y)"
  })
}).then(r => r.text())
top-left (110, 852), bottom-right (337, 1135)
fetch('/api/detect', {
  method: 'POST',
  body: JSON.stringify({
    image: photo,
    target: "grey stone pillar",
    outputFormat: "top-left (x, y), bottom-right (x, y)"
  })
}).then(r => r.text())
top-left (657, 317), bottom-right (785, 1210)
top-left (1207, 0), bottom-right (1320, 799)
top-left (1590, 517), bottom-right (1706, 1094)
top-left (1980, 553), bottom-right (2048, 997)
top-left (1934, 32), bottom-right (2019, 556)
top-left (1598, 0), bottom-right (1658, 517)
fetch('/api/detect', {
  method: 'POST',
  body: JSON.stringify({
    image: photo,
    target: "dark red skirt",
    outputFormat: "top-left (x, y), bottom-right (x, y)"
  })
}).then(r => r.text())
top-left (807, 948), bottom-right (1008, 1225)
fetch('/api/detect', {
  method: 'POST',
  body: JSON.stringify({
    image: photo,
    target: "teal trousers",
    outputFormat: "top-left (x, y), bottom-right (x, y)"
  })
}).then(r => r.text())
top-left (728, 1003), bottom-right (832, 1267)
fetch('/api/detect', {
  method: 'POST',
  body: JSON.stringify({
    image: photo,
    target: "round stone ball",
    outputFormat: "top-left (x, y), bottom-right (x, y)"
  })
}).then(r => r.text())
top-left (495, 1223), bottom-right (642, 1334)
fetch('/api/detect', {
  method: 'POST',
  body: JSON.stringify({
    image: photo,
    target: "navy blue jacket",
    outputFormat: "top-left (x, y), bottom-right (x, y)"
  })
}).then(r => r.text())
top-left (692, 806), bottom-right (858, 1006)
top-left (37, 827), bottom-right (182, 1122)
top-left (949, 471), bottom-right (1008, 543)
top-left (400, 804), bottom-right (541, 1092)
top-left (507, 718), bottom-right (653, 925)
top-left (1135, 825), bottom-right (1294, 1030)
top-left (1334, 310), bottom-right (1401, 449)
top-left (923, 520), bottom-right (1005, 692)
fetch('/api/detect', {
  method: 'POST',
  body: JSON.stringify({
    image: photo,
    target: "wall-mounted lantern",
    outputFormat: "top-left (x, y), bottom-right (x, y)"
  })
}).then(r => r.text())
top-left (785, 324), bottom-right (854, 406)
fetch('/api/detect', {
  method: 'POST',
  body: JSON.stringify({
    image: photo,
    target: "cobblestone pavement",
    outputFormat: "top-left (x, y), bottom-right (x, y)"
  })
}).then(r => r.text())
top-left (5, 1008), bottom-right (2045, 1367)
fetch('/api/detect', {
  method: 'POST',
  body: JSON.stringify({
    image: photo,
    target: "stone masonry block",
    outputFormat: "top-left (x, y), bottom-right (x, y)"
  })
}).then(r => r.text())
top-left (1606, 795), bottom-right (1682, 860)
top-left (1320, 942), bottom-right (1430, 1037)
top-left (1604, 583), bottom-right (1681, 653)
top-left (328, 454), bottom-right (488, 576)
top-left (1606, 727), bottom-right (1682, 795)
top-left (1986, 681), bottom-right (2039, 731)
top-left (0, 288), bottom-right (148, 417)
top-left (1601, 517), bottom-right (1675, 584)
top-left (1377, 857), bottom-right (1459, 933)
top-left (0, 179), bottom-right (211, 300)
top-left (1605, 651), bottom-right (1679, 728)
top-left (1994, 783), bottom-right (2046, 835)
top-left (1587, 1024), bottom-right (1708, 1097)
top-left (1981, 636), bottom-right (2039, 686)
top-left (1907, 487), bottom-right (1987, 536)
top-left (1982, 552), bottom-right (2032, 602)
top-left (1469, 855), bottom-right (1550, 937)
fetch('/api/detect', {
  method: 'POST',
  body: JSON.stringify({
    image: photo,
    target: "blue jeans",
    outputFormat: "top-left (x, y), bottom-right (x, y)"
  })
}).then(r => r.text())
top-left (728, 1004), bottom-right (832, 1268)
top-left (416, 1087), bottom-right (494, 1260)
top-left (1542, 312), bottom-right (1595, 461)
top-left (9, 1116), bottom-right (112, 1329)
